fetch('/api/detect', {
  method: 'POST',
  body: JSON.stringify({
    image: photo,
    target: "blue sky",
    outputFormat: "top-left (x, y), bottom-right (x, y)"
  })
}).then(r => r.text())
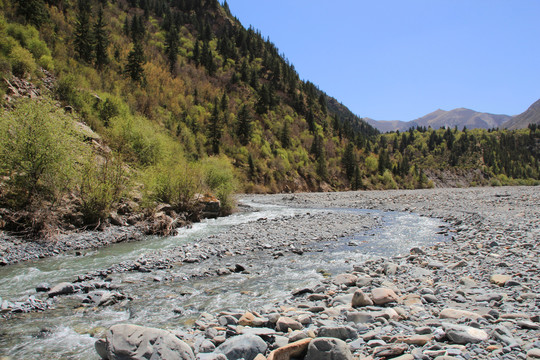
top-left (225, 0), bottom-right (540, 120)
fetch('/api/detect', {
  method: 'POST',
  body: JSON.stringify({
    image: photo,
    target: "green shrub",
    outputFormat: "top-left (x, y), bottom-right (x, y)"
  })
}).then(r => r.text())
top-left (9, 45), bottom-right (36, 77)
top-left (108, 114), bottom-right (163, 165)
top-left (0, 98), bottom-right (87, 208)
top-left (201, 156), bottom-right (238, 213)
top-left (38, 54), bottom-right (54, 71)
top-left (6, 23), bottom-right (39, 48)
top-left (55, 73), bottom-right (79, 104)
top-left (143, 159), bottom-right (202, 212)
top-left (79, 154), bottom-right (127, 224)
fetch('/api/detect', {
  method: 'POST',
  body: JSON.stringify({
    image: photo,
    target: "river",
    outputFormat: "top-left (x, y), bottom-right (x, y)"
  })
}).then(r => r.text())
top-left (0, 200), bottom-right (446, 359)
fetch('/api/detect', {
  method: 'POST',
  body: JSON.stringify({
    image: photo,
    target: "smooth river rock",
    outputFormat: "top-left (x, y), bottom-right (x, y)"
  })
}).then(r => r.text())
top-left (304, 337), bottom-right (353, 360)
top-left (95, 324), bottom-right (195, 360)
top-left (371, 287), bottom-right (399, 305)
top-left (215, 334), bottom-right (267, 360)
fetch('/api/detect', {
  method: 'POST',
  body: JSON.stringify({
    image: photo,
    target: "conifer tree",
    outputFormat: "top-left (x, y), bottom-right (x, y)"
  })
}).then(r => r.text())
top-left (236, 105), bottom-right (252, 146)
top-left (15, 0), bottom-right (49, 27)
top-left (342, 142), bottom-right (355, 180)
top-left (352, 165), bottom-right (362, 190)
top-left (74, 0), bottom-right (93, 63)
top-left (248, 153), bottom-right (255, 179)
top-left (280, 122), bottom-right (291, 149)
top-left (165, 25), bottom-right (179, 74)
top-left (192, 40), bottom-right (200, 65)
top-left (208, 101), bottom-right (222, 154)
top-left (316, 147), bottom-right (328, 181)
top-left (318, 93), bottom-right (327, 114)
top-left (125, 40), bottom-right (145, 83)
top-left (93, 7), bottom-right (109, 70)
top-left (220, 92), bottom-right (229, 112)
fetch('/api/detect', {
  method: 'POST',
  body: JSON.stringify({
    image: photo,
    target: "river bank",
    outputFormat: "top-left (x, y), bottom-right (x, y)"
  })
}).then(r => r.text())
top-left (1, 186), bottom-right (539, 359)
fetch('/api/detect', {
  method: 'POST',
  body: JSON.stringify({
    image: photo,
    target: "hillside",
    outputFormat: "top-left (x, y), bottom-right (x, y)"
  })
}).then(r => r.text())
top-left (503, 98), bottom-right (540, 130)
top-left (368, 108), bottom-right (511, 132)
top-left (0, 0), bottom-right (539, 237)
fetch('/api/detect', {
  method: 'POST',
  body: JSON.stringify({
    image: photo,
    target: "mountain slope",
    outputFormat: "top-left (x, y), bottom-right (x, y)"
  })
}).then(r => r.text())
top-left (503, 99), bottom-right (540, 130)
top-left (364, 118), bottom-right (416, 133)
top-left (369, 108), bottom-right (511, 132)
top-left (0, 0), bottom-right (538, 220)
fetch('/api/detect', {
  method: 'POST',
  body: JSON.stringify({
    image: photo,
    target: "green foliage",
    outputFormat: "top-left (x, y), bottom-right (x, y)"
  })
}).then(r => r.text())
top-left (0, 98), bottom-right (86, 207)
top-left (0, 0), bottom-right (534, 205)
top-left (9, 45), bottom-right (36, 77)
top-left (79, 154), bottom-right (127, 224)
top-left (201, 156), bottom-right (238, 213)
top-left (143, 158), bottom-right (202, 212)
top-left (74, 0), bottom-right (93, 63)
top-left (14, 0), bottom-right (49, 27)
top-left (93, 6), bottom-right (109, 70)
top-left (108, 114), bottom-right (162, 166)
top-left (0, 20), bottom-right (51, 77)
top-left (125, 39), bottom-right (145, 83)
top-left (236, 104), bottom-right (252, 146)
top-left (341, 142), bottom-right (355, 180)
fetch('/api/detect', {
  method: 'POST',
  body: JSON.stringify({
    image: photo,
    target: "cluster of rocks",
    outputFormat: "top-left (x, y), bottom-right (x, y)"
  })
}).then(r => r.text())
top-left (2, 69), bottom-right (55, 103)
top-left (90, 187), bottom-right (539, 360)
top-left (1, 278), bottom-right (130, 317)
top-left (0, 295), bottom-right (49, 314)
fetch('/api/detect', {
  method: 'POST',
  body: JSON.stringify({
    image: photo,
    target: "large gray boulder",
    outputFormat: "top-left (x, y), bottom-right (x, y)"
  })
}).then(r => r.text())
top-left (214, 334), bottom-right (267, 360)
top-left (95, 324), bottom-right (195, 360)
top-left (442, 323), bottom-right (489, 344)
top-left (317, 326), bottom-right (358, 341)
top-left (47, 282), bottom-right (75, 297)
top-left (304, 337), bottom-right (353, 360)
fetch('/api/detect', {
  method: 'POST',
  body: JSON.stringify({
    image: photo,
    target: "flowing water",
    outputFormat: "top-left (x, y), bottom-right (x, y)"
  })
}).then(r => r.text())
top-left (0, 201), bottom-right (447, 359)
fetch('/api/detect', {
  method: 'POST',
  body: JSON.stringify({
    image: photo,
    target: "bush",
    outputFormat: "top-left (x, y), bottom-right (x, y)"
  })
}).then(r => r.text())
top-left (79, 154), bottom-right (127, 224)
top-left (0, 98), bottom-right (87, 208)
top-left (38, 54), bottom-right (54, 71)
top-left (9, 45), bottom-right (36, 77)
top-left (201, 156), bottom-right (238, 213)
top-left (55, 73), bottom-right (78, 104)
top-left (143, 159), bottom-right (202, 212)
top-left (108, 114), bottom-right (163, 165)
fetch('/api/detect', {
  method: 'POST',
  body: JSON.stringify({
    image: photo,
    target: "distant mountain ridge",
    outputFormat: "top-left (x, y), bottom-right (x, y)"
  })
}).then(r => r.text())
top-left (502, 99), bottom-right (540, 130)
top-left (367, 108), bottom-right (512, 132)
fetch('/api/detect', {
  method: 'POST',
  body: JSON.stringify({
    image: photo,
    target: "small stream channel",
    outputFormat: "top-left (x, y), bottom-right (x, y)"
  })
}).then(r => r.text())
top-left (0, 201), bottom-right (447, 359)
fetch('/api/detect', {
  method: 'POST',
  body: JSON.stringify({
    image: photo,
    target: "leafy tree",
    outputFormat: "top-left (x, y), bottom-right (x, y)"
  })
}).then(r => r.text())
top-left (93, 7), bottom-right (109, 70)
top-left (0, 99), bottom-right (85, 207)
top-left (74, 0), bottom-right (93, 63)
top-left (125, 40), bottom-right (145, 83)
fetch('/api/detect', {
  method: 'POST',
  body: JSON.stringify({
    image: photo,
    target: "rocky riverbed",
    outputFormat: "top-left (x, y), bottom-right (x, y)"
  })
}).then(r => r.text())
top-left (1, 186), bottom-right (539, 360)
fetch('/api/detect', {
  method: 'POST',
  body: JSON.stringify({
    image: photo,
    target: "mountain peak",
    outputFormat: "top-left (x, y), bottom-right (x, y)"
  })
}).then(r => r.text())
top-left (503, 98), bottom-right (540, 129)
top-left (369, 108), bottom-right (512, 132)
